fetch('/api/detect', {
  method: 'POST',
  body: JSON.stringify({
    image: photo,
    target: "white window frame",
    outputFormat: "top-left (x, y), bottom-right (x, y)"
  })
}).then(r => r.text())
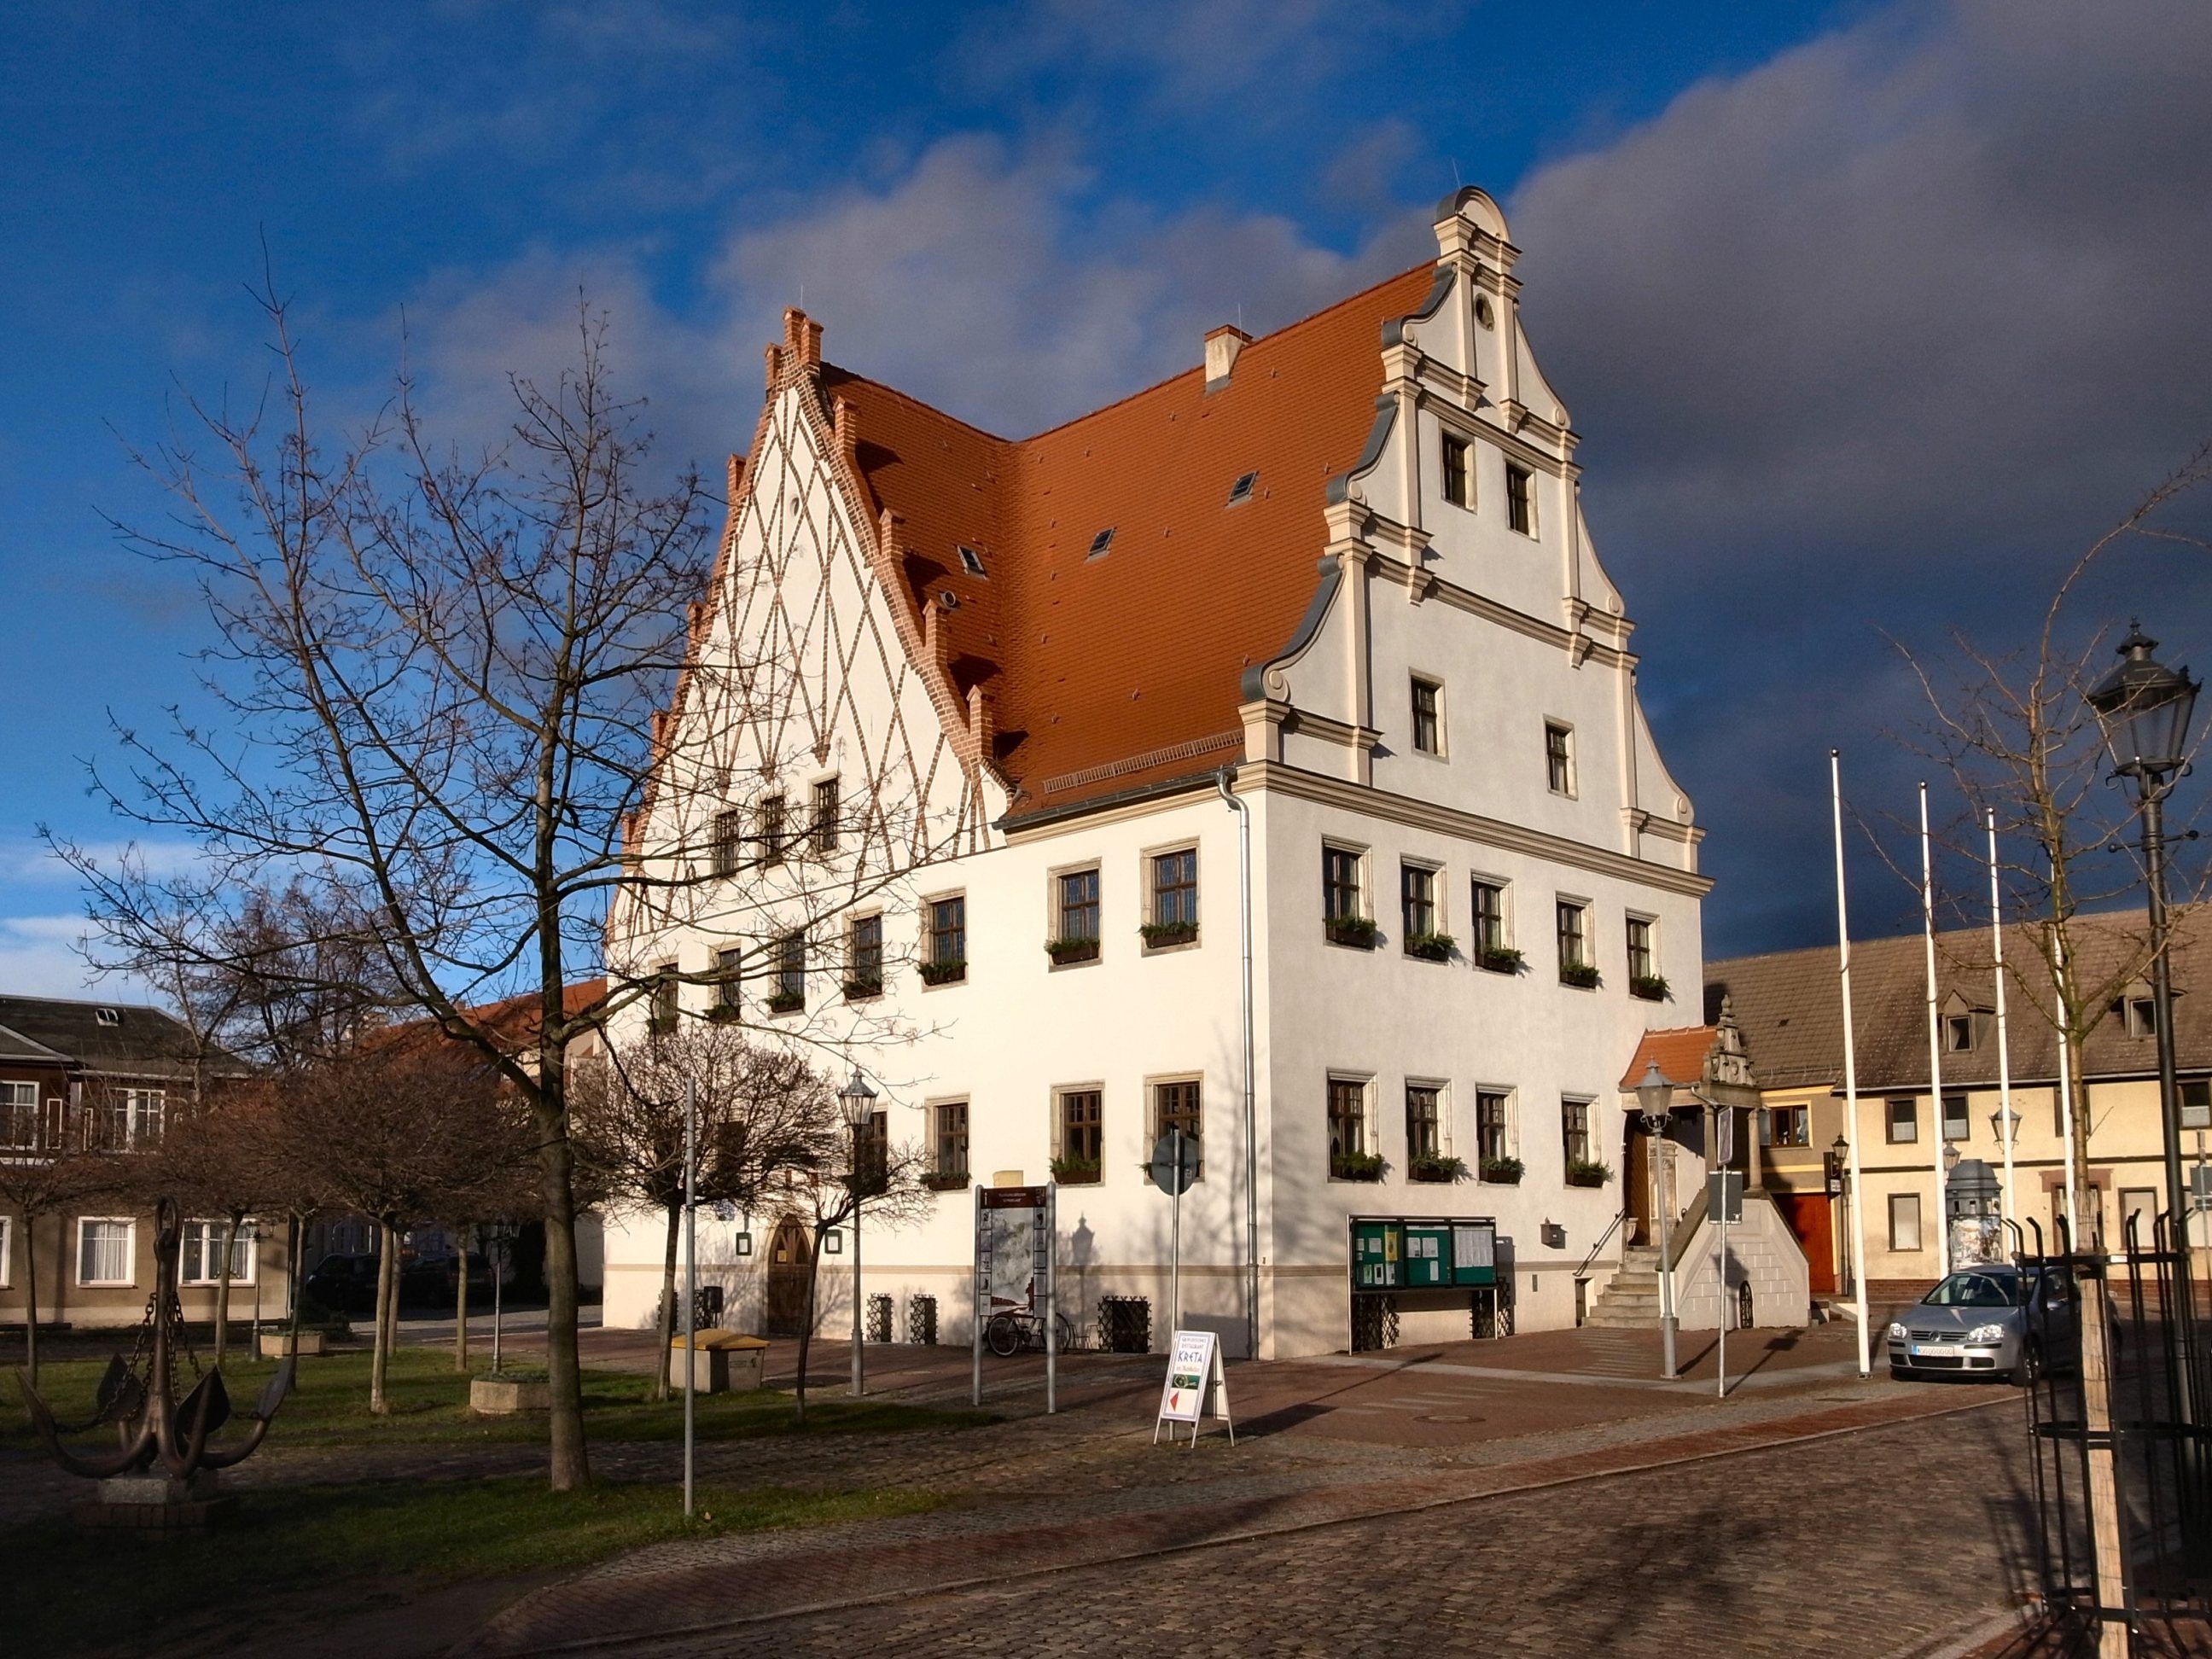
top-left (1142, 841), bottom-right (1201, 952)
top-left (0, 1079), bottom-right (37, 1150)
top-left (1322, 840), bottom-right (1370, 925)
top-left (0, 1212), bottom-right (11, 1288)
top-left (1325, 1072), bottom-right (1374, 1169)
top-left (1625, 913), bottom-right (1657, 981)
top-left (1543, 719), bottom-right (1576, 798)
top-left (1400, 859), bottom-right (1445, 949)
top-left (1474, 1086), bottom-right (1516, 1170)
top-left (1406, 1077), bottom-right (1452, 1162)
top-left (77, 1216), bottom-right (137, 1287)
top-left (1470, 874), bottom-right (1512, 956)
top-left (181, 1218), bottom-right (259, 1288)
top-left (1408, 673), bottom-right (1446, 758)
top-left (1888, 1192), bottom-right (1923, 1254)
top-left (1439, 428), bottom-right (1475, 511)
top-left (1560, 1095), bottom-right (1595, 1168)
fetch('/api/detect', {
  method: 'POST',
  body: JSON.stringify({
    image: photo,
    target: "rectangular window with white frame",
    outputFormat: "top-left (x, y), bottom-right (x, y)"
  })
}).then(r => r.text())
top-left (847, 914), bottom-right (883, 998)
top-left (1146, 847), bottom-right (1198, 947)
top-left (1, 1080), bottom-right (38, 1150)
top-left (1406, 1081), bottom-right (1447, 1170)
top-left (1544, 720), bottom-right (1575, 796)
top-left (1626, 916), bottom-right (1658, 988)
top-left (1409, 676), bottom-right (1443, 756)
top-left (1886, 1097), bottom-right (1918, 1144)
top-left (1506, 462), bottom-right (1537, 535)
top-left (1401, 862), bottom-right (1444, 958)
top-left (1153, 1077), bottom-right (1203, 1179)
top-left (1556, 899), bottom-right (1594, 986)
top-left (1056, 1087), bottom-right (1103, 1183)
top-left (1326, 1075), bottom-right (1371, 1173)
top-left (0, 1213), bottom-right (11, 1287)
top-left (1476, 1089), bottom-right (1513, 1172)
top-left (1051, 865), bottom-right (1101, 964)
top-left (1889, 1192), bottom-right (1923, 1254)
top-left (78, 1217), bottom-right (135, 1286)
top-left (1441, 430), bottom-right (1473, 509)
top-left (1562, 1097), bottom-right (1592, 1169)
top-left (182, 1219), bottom-right (257, 1287)
top-left (103, 1087), bottom-right (165, 1150)
top-left (1470, 877), bottom-right (1511, 966)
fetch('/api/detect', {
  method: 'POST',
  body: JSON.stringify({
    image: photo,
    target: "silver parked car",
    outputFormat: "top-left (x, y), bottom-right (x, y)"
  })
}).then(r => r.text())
top-left (1887, 1266), bottom-right (2078, 1385)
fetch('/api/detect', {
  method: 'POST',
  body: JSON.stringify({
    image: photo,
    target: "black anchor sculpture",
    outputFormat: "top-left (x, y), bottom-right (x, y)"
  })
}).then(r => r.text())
top-left (17, 1196), bottom-right (293, 1481)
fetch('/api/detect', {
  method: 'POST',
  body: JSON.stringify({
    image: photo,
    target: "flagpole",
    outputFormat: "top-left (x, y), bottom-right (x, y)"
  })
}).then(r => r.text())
top-left (2052, 917), bottom-right (2081, 1247)
top-left (1832, 753), bottom-right (1871, 1378)
top-left (1920, 783), bottom-right (1948, 1278)
top-left (1988, 811), bottom-right (2017, 1230)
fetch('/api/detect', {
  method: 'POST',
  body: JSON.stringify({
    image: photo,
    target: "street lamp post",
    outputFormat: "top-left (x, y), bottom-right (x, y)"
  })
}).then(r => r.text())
top-left (2087, 623), bottom-right (2200, 1254)
top-left (838, 1071), bottom-right (878, 1399)
top-left (1634, 1061), bottom-right (1680, 1381)
top-left (1989, 1104), bottom-right (2022, 1248)
top-left (1831, 1133), bottom-right (1854, 1298)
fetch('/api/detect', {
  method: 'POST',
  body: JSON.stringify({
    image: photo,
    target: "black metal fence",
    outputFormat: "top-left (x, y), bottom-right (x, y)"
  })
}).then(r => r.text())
top-left (2023, 1212), bottom-right (2212, 1642)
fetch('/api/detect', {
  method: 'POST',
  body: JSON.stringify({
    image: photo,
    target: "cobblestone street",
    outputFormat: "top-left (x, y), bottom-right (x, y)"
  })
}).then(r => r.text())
top-left (570, 1402), bottom-right (2031, 1659)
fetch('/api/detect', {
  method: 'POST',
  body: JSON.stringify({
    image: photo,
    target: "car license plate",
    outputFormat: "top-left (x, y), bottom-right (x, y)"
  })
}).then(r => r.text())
top-left (1912, 1343), bottom-right (1964, 1358)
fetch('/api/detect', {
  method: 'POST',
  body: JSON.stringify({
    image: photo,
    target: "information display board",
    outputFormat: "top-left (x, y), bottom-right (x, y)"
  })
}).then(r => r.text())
top-left (1402, 1225), bottom-right (1452, 1289)
top-left (1353, 1222), bottom-right (1401, 1289)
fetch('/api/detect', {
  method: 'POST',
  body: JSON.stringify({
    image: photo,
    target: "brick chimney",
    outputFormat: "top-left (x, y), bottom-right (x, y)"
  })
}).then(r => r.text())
top-left (1204, 324), bottom-right (1251, 391)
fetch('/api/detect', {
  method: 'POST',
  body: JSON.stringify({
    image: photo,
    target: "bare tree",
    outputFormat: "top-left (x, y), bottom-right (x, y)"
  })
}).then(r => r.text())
top-left (0, 1141), bottom-right (119, 1387)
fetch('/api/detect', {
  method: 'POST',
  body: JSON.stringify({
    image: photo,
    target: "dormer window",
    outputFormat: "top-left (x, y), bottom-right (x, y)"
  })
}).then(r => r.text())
top-left (95, 1008), bottom-right (120, 1027)
top-left (958, 545), bottom-right (987, 578)
top-left (1226, 471), bottom-right (1258, 507)
top-left (2123, 996), bottom-right (2158, 1040)
top-left (1088, 527), bottom-right (1115, 558)
top-left (1944, 1014), bottom-right (1974, 1053)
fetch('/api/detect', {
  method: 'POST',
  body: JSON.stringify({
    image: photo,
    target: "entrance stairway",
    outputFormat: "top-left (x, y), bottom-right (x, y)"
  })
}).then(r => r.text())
top-left (1584, 1244), bottom-right (1664, 1328)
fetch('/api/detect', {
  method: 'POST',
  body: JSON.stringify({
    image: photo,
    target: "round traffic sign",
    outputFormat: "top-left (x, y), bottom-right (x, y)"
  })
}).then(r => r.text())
top-left (1149, 1130), bottom-right (1199, 1196)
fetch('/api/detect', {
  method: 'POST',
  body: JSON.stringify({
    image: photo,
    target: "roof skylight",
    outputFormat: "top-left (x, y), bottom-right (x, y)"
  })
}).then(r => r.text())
top-left (1226, 471), bottom-right (1259, 506)
top-left (1088, 527), bottom-right (1115, 558)
top-left (958, 545), bottom-right (987, 577)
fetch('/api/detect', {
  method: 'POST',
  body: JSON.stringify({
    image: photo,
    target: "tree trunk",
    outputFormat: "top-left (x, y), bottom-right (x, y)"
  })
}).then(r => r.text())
top-left (21, 1212), bottom-right (40, 1388)
top-left (533, 1091), bottom-right (591, 1491)
top-left (213, 1214), bottom-right (241, 1369)
top-left (454, 1225), bottom-right (472, 1372)
top-left (286, 1214), bottom-right (304, 1362)
top-left (655, 1201), bottom-right (680, 1404)
top-left (793, 1222), bottom-right (824, 1427)
top-left (370, 1220), bottom-right (396, 1414)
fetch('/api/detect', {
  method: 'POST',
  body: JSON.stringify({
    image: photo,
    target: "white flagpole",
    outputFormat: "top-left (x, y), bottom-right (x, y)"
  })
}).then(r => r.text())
top-left (1988, 811), bottom-right (2017, 1231)
top-left (1920, 783), bottom-right (1948, 1278)
top-left (1831, 753), bottom-right (1871, 1377)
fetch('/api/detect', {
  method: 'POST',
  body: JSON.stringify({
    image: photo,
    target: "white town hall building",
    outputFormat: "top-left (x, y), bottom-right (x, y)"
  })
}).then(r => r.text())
top-left (601, 188), bottom-right (1721, 1359)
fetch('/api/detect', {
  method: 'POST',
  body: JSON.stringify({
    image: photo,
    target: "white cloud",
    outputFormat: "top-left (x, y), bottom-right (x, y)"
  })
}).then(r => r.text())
top-left (0, 916), bottom-right (147, 1001)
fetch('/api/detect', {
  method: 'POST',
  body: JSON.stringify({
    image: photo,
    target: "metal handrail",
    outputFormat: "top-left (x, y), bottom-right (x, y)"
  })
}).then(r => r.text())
top-left (1575, 1208), bottom-right (1628, 1283)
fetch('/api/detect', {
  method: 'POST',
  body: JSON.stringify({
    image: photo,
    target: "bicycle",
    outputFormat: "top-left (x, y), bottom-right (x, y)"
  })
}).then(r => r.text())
top-left (983, 1284), bottom-right (1076, 1358)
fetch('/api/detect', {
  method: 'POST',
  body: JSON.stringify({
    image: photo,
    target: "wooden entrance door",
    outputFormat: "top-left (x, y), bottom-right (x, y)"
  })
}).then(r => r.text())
top-left (1773, 1191), bottom-right (1837, 1295)
top-left (764, 1218), bottom-right (812, 1336)
top-left (1625, 1118), bottom-right (1653, 1246)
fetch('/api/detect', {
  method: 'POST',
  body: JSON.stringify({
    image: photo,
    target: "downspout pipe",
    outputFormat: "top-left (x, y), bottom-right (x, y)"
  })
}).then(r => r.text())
top-left (1216, 767), bottom-right (1260, 1360)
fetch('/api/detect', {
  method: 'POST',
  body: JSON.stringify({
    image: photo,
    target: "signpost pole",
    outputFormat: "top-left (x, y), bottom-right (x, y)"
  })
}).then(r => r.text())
top-left (971, 1185), bottom-right (984, 1408)
top-left (1045, 1183), bottom-right (1058, 1415)
top-left (683, 1074), bottom-right (697, 1517)
top-left (1170, 1127), bottom-right (1185, 1339)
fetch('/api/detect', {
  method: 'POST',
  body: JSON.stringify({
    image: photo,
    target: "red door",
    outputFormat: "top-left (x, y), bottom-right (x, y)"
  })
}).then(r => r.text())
top-left (1773, 1192), bottom-right (1837, 1295)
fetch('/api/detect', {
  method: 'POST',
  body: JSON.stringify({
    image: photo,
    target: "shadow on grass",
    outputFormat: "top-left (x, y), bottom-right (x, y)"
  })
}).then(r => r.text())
top-left (1, 1476), bottom-right (948, 1658)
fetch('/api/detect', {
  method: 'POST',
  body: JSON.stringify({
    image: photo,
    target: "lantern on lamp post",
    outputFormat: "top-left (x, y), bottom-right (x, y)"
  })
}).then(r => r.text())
top-left (838, 1070), bottom-right (878, 1399)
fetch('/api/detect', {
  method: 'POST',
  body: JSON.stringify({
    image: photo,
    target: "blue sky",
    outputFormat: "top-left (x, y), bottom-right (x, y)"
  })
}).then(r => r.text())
top-left (3, 0), bottom-right (2209, 997)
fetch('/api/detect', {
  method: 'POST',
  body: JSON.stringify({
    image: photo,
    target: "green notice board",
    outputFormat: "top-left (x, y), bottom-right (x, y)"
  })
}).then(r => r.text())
top-left (1353, 1221), bottom-right (1401, 1289)
top-left (1451, 1222), bottom-right (1498, 1286)
top-left (1403, 1225), bottom-right (1452, 1288)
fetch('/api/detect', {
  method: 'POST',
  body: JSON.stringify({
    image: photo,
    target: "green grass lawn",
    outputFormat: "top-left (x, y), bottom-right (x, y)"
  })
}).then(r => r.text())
top-left (0, 1476), bottom-right (947, 1656)
top-left (3, 1345), bottom-right (992, 1453)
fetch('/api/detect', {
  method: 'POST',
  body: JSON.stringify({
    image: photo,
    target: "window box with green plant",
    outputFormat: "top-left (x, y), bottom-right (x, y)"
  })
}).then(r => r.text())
top-left (707, 1002), bottom-right (743, 1023)
top-left (1557, 963), bottom-right (1601, 989)
top-left (1325, 916), bottom-right (1381, 949)
top-left (1629, 975), bottom-right (1670, 1002)
top-left (842, 975), bottom-right (882, 1001)
top-left (1330, 1151), bottom-right (1385, 1182)
top-left (921, 1170), bottom-right (969, 1192)
top-left (1045, 938), bottom-right (1099, 966)
top-left (764, 990), bottom-right (804, 1015)
top-left (1480, 1155), bottom-right (1525, 1185)
top-left (1140, 919), bottom-right (1199, 949)
top-left (919, 958), bottom-right (966, 986)
top-left (647, 1013), bottom-right (678, 1036)
top-left (1477, 946), bottom-right (1524, 975)
top-left (1405, 932), bottom-right (1454, 963)
top-left (1408, 1153), bottom-right (1468, 1184)
top-left (1050, 1155), bottom-right (1102, 1185)
top-left (1565, 1159), bottom-right (1614, 1188)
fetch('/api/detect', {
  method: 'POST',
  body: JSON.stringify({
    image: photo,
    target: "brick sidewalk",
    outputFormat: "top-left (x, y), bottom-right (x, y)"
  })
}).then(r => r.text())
top-left (457, 1382), bottom-right (2015, 1657)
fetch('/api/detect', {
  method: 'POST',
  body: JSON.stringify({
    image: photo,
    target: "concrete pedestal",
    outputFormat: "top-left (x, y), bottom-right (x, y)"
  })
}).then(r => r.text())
top-left (75, 1470), bottom-right (235, 1529)
top-left (259, 1329), bottom-right (327, 1359)
top-left (470, 1374), bottom-right (550, 1414)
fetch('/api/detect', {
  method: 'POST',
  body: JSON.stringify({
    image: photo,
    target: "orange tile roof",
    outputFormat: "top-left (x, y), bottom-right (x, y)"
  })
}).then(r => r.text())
top-left (1619, 1026), bottom-right (1721, 1092)
top-left (818, 262), bottom-right (1443, 815)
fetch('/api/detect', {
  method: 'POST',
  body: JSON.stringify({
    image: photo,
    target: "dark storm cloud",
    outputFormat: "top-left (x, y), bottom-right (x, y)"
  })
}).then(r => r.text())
top-left (1507, 0), bottom-right (2212, 952)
